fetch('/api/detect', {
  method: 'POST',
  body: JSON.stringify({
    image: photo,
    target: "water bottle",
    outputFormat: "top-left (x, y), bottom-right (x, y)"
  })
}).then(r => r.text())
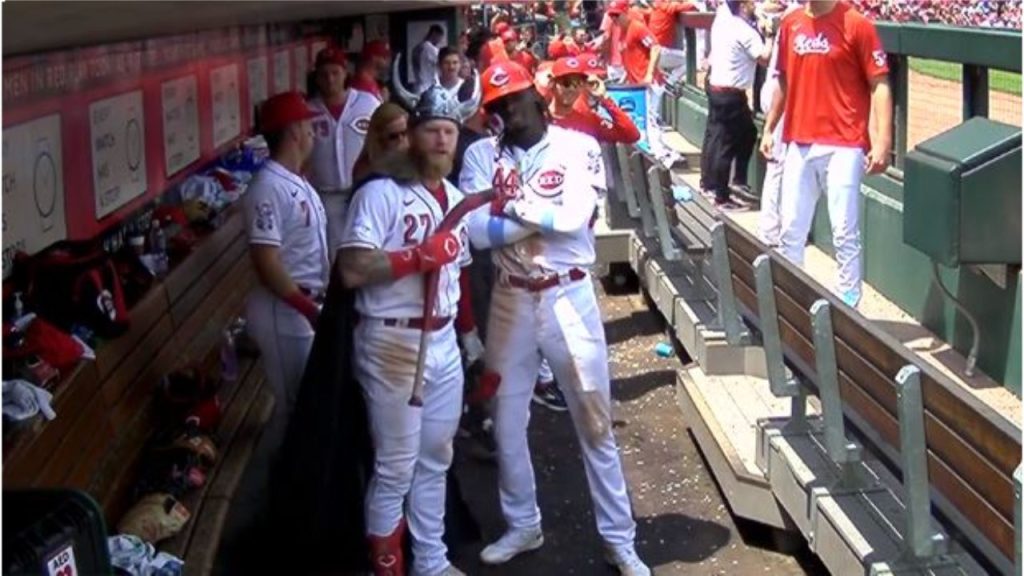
top-left (220, 329), bottom-right (239, 382)
top-left (149, 219), bottom-right (167, 255)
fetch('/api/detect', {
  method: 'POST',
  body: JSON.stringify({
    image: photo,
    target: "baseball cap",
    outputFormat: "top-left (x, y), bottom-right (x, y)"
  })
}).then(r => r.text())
top-left (315, 46), bottom-right (347, 69)
top-left (481, 60), bottom-right (535, 106)
top-left (579, 52), bottom-right (607, 77)
top-left (259, 92), bottom-right (319, 134)
top-left (607, 0), bottom-right (630, 15)
top-left (493, 21), bottom-right (511, 35)
top-left (548, 39), bottom-right (568, 59)
top-left (501, 29), bottom-right (520, 43)
top-left (362, 40), bottom-right (391, 60)
top-left (551, 56), bottom-right (588, 80)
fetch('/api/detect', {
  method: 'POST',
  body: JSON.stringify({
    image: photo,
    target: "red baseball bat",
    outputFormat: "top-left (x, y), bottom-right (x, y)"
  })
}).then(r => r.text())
top-left (409, 190), bottom-right (495, 407)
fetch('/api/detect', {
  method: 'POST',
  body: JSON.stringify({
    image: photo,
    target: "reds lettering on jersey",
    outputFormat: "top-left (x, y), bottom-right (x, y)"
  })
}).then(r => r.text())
top-left (460, 127), bottom-right (606, 277)
top-left (339, 178), bottom-right (472, 319)
top-left (306, 90), bottom-right (380, 192)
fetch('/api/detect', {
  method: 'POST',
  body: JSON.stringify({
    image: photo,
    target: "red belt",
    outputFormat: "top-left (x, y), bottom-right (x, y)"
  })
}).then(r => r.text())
top-left (381, 316), bottom-right (453, 331)
top-left (709, 85), bottom-right (745, 93)
top-left (506, 268), bottom-right (587, 292)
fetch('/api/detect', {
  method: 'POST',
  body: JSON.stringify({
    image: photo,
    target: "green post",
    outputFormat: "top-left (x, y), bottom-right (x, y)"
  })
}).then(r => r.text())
top-left (684, 27), bottom-right (697, 86)
top-left (889, 53), bottom-right (909, 170)
top-left (962, 64), bottom-right (990, 119)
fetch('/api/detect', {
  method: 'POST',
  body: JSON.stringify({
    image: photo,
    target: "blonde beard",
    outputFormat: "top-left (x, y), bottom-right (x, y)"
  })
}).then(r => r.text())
top-left (370, 148), bottom-right (453, 183)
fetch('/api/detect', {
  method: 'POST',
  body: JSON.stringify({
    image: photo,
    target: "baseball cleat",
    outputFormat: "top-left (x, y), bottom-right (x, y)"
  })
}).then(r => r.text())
top-left (480, 526), bottom-right (544, 564)
top-left (532, 380), bottom-right (569, 412)
top-left (604, 545), bottom-right (652, 576)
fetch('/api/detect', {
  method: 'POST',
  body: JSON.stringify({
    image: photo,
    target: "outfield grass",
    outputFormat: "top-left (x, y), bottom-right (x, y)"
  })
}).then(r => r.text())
top-left (909, 57), bottom-right (1022, 96)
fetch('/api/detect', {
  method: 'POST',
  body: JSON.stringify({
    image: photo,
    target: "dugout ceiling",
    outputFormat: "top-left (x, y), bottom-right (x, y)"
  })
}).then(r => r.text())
top-left (3, 1), bottom-right (465, 56)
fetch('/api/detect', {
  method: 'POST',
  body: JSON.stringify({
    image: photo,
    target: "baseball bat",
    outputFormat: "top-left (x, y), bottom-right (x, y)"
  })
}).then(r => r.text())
top-left (409, 190), bottom-right (496, 407)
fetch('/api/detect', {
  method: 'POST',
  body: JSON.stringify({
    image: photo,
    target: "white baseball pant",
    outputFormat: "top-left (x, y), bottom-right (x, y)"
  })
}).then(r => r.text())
top-left (759, 119), bottom-right (785, 246)
top-left (320, 192), bottom-right (352, 262)
top-left (235, 288), bottom-right (315, 526)
top-left (778, 143), bottom-right (865, 303)
top-left (355, 320), bottom-right (464, 576)
top-left (646, 84), bottom-right (668, 158)
top-left (486, 276), bottom-right (637, 547)
top-left (658, 46), bottom-right (688, 86)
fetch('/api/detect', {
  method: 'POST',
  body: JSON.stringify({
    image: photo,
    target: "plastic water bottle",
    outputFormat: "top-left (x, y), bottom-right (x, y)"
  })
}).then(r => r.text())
top-left (149, 220), bottom-right (169, 277)
top-left (220, 329), bottom-right (239, 382)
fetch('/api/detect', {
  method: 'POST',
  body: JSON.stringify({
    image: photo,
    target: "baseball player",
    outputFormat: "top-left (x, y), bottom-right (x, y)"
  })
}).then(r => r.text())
top-left (306, 47), bottom-right (381, 257)
top-left (760, 0), bottom-right (892, 307)
top-left (337, 80), bottom-right (482, 576)
top-left (757, 2), bottom-right (797, 246)
top-left (242, 91), bottom-right (328, 519)
top-left (549, 55), bottom-right (641, 144)
top-left (460, 60), bottom-right (651, 576)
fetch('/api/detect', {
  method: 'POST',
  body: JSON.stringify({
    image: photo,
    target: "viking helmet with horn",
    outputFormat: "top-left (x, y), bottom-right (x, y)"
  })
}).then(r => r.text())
top-left (392, 54), bottom-right (481, 126)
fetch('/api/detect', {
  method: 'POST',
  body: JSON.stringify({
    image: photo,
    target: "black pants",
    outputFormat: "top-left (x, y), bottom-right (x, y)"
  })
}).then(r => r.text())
top-left (704, 89), bottom-right (757, 202)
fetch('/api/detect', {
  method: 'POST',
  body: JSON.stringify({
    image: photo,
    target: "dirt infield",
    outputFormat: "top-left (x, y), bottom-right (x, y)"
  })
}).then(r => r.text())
top-left (908, 69), bottom-right (1022, 148)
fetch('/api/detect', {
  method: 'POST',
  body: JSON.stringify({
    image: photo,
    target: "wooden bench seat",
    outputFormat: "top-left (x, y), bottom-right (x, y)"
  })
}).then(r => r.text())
top-left (719, 218), bottom-right (1021, 571)
top-left (2, 206), bottom-right (267, 573)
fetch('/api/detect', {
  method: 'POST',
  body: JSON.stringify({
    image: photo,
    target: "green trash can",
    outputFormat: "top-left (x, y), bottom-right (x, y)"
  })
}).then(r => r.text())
top-left (3, 489), bottom-right (113, 575)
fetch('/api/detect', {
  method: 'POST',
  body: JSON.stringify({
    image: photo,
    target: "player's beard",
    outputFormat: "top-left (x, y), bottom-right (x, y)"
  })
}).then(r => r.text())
top-left (412, 147), bottom-right (454, 181)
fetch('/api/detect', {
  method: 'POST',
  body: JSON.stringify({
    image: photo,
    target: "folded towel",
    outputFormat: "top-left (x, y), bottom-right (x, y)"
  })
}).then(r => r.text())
top-left (3, 379), bottom-right (56, 421)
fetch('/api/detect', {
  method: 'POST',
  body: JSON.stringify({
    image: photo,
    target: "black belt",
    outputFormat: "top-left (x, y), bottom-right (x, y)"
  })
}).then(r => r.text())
top-left (505, 268), bottom-right (587, 292)
top-left (380, 317), bottom-right (453, 331)
top-left (709, 85), bottom-right (745, 94)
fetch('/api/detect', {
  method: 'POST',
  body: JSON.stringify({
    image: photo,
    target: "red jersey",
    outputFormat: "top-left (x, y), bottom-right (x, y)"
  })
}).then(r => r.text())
top-left (649, 0), bottom-right (696, 47)
top-left (777, 2), bottom-right (888, 149)
top-left (552, 96), bottom-right (641, 144)
top-left (349, 72), bottom-right (382, 101)
top-left (516, 50), bottom-right (539, 74)
top-left (622, 18), bottom-right (662, 84)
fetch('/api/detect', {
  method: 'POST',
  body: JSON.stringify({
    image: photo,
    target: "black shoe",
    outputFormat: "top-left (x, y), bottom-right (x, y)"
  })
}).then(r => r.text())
top-left (714, 199), bottom-right (750, 212)
top-left (532, 380), bottom-right (569, 412)
top-left (730, 184), bottom-right (758, 203)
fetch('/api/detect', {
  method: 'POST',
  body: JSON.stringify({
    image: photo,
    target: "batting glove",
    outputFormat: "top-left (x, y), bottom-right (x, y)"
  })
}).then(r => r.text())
top-left (459, 328), bottom-right (485, 366)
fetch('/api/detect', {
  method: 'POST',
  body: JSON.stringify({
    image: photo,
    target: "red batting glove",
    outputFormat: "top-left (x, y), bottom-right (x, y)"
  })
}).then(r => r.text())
top-left (283, 291), bottom-right (320, 327)
top-left (387, 231), bottom-right (461, 279)
top-left (418, 231), bottom-right (461, 272)
top-left (467, 370), bottom-right (501, 405)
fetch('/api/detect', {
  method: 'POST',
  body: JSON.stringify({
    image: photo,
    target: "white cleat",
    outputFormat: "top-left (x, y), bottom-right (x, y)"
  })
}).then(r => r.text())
top-left (479, 526), bottom-right (544, 565)
top-left (604, 545), bottom-right (652, 576)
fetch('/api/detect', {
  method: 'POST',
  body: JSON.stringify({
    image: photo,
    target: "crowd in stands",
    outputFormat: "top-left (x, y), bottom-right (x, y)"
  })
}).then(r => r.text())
top-left (849, 0), bottom-right (1021, 29)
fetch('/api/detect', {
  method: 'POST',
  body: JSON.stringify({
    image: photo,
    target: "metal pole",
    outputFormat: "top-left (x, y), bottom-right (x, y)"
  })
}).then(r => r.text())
top-left (810, 299), bottom-right (862, 484)
top-left (894, 364), bottom-right (948, 560)
top-left (753, 254), bottom-right (800, 398)
top-left (711, 223), bottom-right (747, 345)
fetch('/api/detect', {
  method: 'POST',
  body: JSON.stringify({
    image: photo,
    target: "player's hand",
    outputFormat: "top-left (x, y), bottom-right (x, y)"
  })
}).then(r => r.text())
top-left (759, 131), bottom-right (775, 161)
top-left (418, 231), bottom-right (461, 272)
top-left (587, 76), bottom-right (607, 98)
top-left (865, 145), bottom-right (890, 175)
top-left (459, 328), bottom-right (485, 366)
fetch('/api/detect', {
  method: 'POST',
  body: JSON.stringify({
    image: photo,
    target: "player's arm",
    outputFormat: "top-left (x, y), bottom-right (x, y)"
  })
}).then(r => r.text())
top-left (504, 159), bottom-right (599, 234)
top-left (337, 186), bottom-right (461, 289)
top-left (459, 145), bottom-right (537, 248)
top-left (244, 191), bottom-right (319, 325)
top-left (594, 97), bottom-right (641, 143)
top-left (644, 44), bottom-right (662, 84)
top-left (759, 74), bottom-right (786, 159)
top-left (866, 75), bottom-right (893, 174)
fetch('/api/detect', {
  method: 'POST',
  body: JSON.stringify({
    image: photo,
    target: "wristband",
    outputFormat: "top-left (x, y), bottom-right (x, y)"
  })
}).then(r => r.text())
top-left (283, 291), bottom-right (319, 325)
top-left (388, 248), bottom-right (422, 279)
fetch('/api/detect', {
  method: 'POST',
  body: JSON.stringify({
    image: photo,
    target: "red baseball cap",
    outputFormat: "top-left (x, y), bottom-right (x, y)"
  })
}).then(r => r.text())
top-left (551, 56), bottom-right (588, 80)
top-left (362, 40), bottom-right (391, 60)
top-left (501, 29), bottom-right (520, 43)
top-left (259, 92), bottom-right (319, 134)
top-left (579, 52), bottom-right (607, 77)
top-left (315, 46), bottom-right (347, 69)
top-left (493, 21), bottom-right (511, 35)
top-left (607, 0), bottom-right (630, 16)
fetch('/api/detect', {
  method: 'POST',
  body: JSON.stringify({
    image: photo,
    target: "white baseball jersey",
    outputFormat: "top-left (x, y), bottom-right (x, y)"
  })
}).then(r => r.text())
top-left (414, 41), bottom-right (440, 93)
top-left (306, 91), bottom-right (380, 193)
top-left (461, 126), bottom-right (605, 278)
top-left (244, 160), bottom-right (329, 335)
top-left (339, 177), bottom-right (472, 319)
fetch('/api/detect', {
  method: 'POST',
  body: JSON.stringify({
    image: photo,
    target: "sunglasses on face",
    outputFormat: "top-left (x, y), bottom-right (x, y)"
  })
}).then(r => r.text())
top-left (558, 76), bottom-right (585, 89)
top-left (385, 129), bottom-right (407, 142)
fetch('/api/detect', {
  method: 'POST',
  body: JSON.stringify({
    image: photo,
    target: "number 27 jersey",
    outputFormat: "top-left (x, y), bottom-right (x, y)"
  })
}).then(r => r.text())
top-left (338, 177), bottom-right (471, 320)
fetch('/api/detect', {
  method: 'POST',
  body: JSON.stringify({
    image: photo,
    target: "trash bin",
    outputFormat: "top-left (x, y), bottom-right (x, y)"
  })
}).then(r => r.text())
top-left (4, 489), bottom-right (113, 575)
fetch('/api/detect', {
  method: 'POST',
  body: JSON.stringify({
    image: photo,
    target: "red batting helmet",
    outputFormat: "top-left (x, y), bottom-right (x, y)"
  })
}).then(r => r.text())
top-left (481, 61), bottom-right (535, 106)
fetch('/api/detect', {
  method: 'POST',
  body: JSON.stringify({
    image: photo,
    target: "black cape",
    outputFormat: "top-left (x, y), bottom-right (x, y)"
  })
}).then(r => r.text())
top-left (268, 179), bottom-right (480, 574)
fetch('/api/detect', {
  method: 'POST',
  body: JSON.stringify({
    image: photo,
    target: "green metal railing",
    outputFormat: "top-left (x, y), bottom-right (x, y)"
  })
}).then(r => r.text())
top-left (675, 13), bottom-right (1022, 173)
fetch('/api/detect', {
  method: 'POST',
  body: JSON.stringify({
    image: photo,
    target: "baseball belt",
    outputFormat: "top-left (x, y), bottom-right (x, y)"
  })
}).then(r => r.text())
top-left (502, 268), bottom-right (587, 292)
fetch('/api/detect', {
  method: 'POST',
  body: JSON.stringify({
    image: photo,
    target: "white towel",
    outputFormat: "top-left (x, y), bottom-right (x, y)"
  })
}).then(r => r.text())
top-left (3, 379), bottom-right (56, 421)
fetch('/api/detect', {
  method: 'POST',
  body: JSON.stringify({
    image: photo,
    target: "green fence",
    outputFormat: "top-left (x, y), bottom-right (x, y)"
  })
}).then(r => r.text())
top-left (671, 14), bottom-right (1022, 393)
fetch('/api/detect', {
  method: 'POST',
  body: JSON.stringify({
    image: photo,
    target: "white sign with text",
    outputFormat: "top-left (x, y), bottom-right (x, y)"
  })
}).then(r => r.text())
top-left (211, 64), bottom-right (241, 147)
top-left (161, 75), bottom-right (199, 176)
